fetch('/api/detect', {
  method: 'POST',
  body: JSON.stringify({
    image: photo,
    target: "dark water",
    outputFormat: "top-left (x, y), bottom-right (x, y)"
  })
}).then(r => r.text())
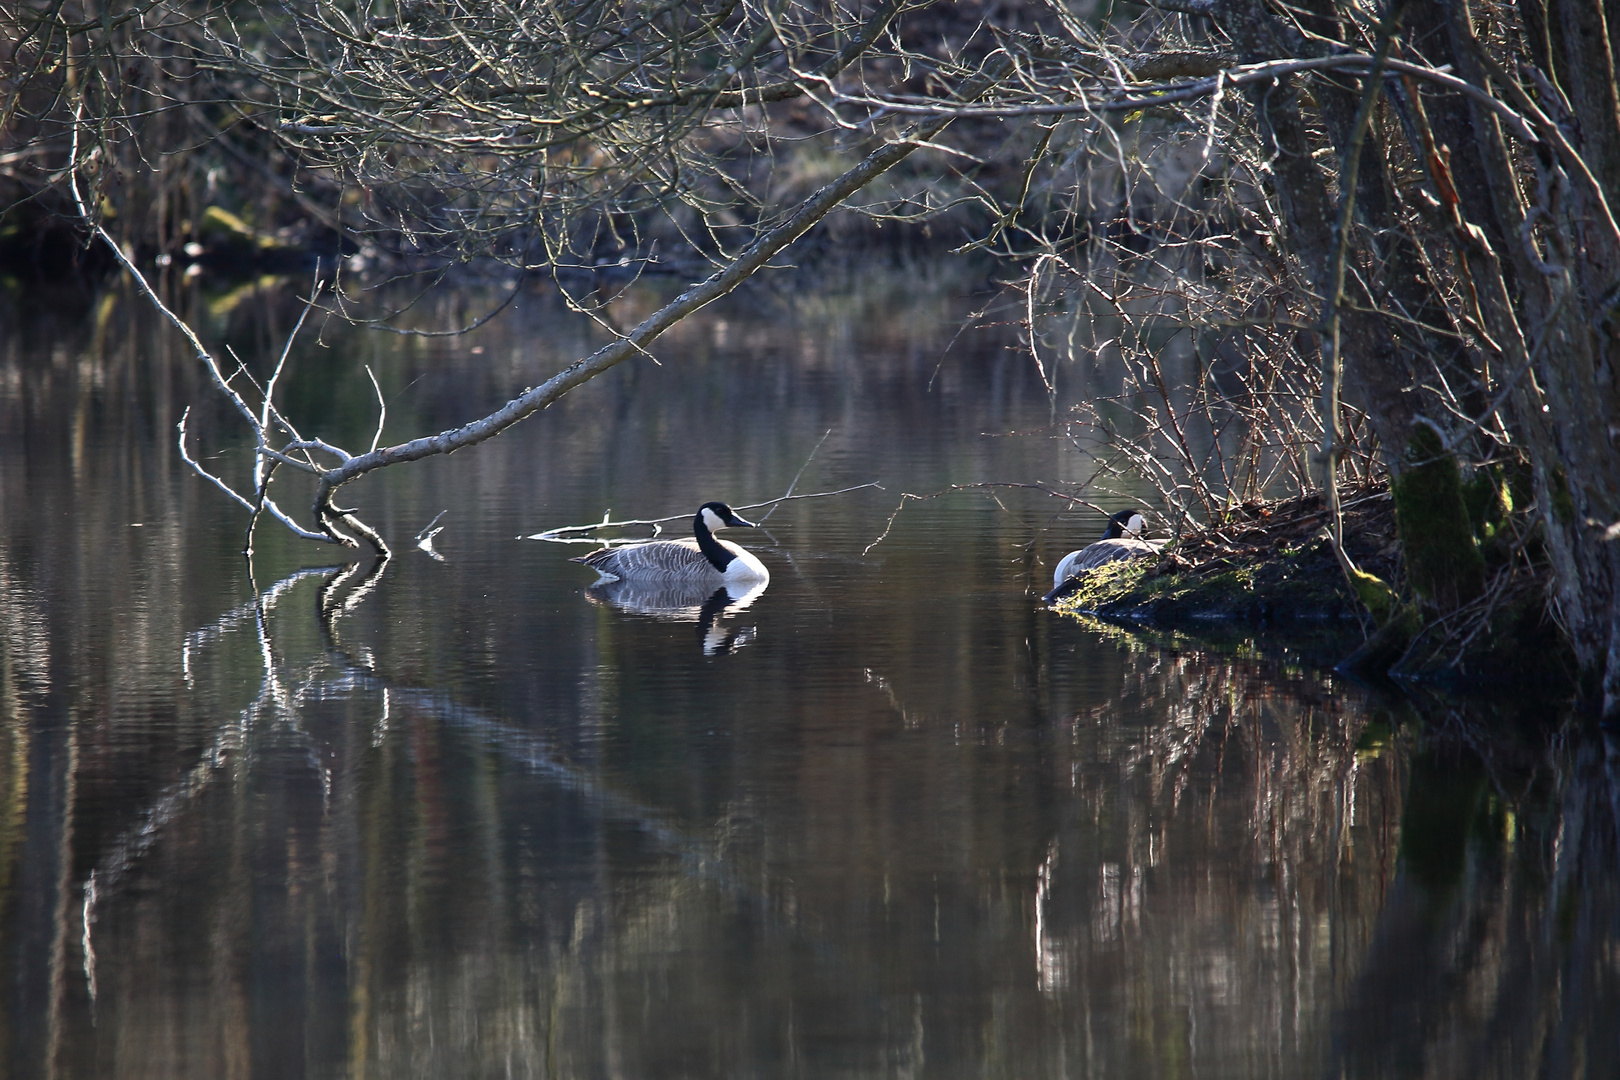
top-left (2, 271), bottom-right (1617, 1078)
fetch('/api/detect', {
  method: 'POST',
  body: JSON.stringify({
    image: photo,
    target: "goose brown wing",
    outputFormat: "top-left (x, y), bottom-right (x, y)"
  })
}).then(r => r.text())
top-left (571, 538), bottom-right (717, 580)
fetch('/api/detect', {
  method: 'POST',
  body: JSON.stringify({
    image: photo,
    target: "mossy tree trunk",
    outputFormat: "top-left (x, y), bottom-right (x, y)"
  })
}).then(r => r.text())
top-left (1466, 0), bottom-right (1620, 714)
top-left (1219, 0), bottom-right (1620, 708)
top-left (1221, 0), bottom-right (1491, 619)
top-left (1390, 426), bottom-right (1486, 610)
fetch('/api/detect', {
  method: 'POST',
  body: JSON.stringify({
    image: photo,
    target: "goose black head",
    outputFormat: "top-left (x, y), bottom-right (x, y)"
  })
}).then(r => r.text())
top-left (1101, 509), bottom-right (1147, 540)
top-left (697, 502), bottom-right (757, 534)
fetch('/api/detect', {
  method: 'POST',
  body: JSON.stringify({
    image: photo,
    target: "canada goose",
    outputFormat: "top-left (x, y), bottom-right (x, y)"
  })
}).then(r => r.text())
top-left (572, 502), bottom-right (770, 585)
top-left (1043, 509), bottom-right (1164, 602)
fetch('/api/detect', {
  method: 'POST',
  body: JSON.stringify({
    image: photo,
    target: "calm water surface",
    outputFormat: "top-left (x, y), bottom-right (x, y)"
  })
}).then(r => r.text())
top-left (1, 271), bottom-right (1617, 1078)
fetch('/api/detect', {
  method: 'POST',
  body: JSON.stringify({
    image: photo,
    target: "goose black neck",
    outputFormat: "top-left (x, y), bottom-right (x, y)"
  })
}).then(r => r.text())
top-left (693, 513), bottom-right (736, 572)
top-left (1101, 512), bottom-right (1136, 541)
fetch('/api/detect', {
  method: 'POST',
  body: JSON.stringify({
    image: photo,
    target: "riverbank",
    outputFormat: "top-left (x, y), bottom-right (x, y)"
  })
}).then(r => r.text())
top-left (1047, 485), bottom-right (1574, 696)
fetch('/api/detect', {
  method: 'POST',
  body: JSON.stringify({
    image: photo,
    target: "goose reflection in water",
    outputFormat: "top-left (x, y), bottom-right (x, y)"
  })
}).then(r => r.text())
top-left (585, 576), bottom-right (767, 656)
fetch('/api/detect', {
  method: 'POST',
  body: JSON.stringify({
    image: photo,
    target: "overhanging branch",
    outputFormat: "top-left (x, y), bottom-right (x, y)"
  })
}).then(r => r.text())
top-left (314, 53), bottom-right (1013, 498)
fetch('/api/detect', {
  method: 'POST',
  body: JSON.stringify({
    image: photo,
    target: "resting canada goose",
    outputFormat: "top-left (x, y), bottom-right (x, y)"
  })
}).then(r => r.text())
top-left (572, 502), bottom-right (770, 585)
top-left (1043, 509), bottom-right (1164, 603)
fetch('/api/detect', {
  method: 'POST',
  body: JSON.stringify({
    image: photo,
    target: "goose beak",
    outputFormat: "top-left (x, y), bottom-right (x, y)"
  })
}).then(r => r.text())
top-left (727, 512), bottom-right (758, 528)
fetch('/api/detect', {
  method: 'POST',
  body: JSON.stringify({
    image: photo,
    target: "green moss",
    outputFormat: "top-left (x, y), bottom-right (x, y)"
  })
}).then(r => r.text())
top-left (1057, 558), bottom-right (1279, 617)
top-left (1057, 557), bottom-right (1154, 611)
top-left (1505, 460), bottom-right (1534, 515)
top-left (1391, 425), bottom-right (1485, 609)
top-left (1053, 536), bottom-right (1355, 626)
top-left (1162, 568), bottom-right (1256, 603)
top-left (1461, 460), bottom-right (1539, 552)
top-left (1460, 460), bottom-right (1542, 559)
top-left (1349, 567), bottom-right (1397, 624)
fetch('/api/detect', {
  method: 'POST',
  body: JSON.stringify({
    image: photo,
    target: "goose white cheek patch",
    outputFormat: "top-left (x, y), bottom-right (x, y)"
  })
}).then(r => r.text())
top-left (702, 507), bottom-right (728, 533)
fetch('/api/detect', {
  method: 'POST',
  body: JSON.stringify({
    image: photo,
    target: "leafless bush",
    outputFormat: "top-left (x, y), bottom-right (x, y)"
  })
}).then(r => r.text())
top-left (1022, 235), bottom-right (1381, 533)
top-left (972, 12), bottom-right (1422, 535)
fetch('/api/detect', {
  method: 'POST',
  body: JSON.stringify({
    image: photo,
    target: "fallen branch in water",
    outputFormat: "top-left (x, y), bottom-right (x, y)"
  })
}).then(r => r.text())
top-left (527, 483), bottom-right (884, 545)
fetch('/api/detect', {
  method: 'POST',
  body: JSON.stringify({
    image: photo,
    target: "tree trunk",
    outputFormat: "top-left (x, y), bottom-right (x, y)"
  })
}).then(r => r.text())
top-left (1434, 0), bottom-right (1620, 713)
top-left (1221, 0), bottom-right (1490, 614)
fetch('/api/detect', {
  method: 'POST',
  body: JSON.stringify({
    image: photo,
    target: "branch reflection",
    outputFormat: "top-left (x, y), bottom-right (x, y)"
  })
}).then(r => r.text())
top-left (3, 559), bottom-right (1616, 1078)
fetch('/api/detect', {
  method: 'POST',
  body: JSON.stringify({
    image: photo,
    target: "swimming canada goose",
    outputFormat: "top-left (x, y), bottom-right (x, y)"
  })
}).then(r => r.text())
top-left (572, 502), bottom-right (770, 585)
top-left (1043, 509), bottom-right (1164, 603)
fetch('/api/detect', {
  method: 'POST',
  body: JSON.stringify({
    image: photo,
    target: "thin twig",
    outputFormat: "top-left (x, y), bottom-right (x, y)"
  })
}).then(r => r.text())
top-left (363, 365), bottom-right (386, 453)
top-left (757, 428), bottom-right (833, 524)
top-left (1319, 6), bottom-right (1402, 593)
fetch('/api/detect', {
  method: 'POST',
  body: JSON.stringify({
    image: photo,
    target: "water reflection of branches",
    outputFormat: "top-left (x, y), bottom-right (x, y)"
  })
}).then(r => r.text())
top-left (0, 546), bottom-right (51, 698)
top-left (85, 559), bottom-right (369, 999)
top-left (86, 555), bottom-right (791, 1003)
top-left (1326, 706), bottom-right (1620, 1078)
top-left (107, 559), bottom-right (380, 844)
top-left (1032, 635), bottom-right (1620, 1077)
